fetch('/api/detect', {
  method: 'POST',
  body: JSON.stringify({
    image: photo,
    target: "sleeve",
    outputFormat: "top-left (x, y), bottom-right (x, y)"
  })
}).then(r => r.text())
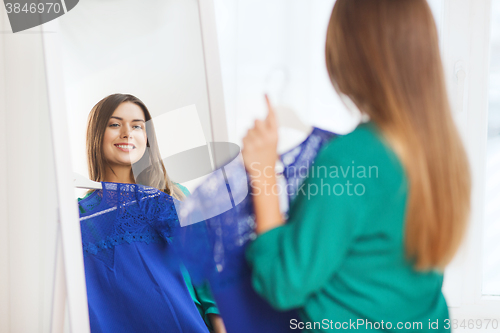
top-left (77, 191), bottom-right (94, 214)
top-left (194, 282), bottom-right (220, 330)
top-left (175, 182), bottom-right (191, 197)
top-left (245, 139), bottom-right (370, 311)
top-left (146, 183), bottom-right (191, 242)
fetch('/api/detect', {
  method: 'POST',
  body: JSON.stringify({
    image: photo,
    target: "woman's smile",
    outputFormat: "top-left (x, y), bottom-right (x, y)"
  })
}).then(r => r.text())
top-left (114, 143), bottom-right (137, 152)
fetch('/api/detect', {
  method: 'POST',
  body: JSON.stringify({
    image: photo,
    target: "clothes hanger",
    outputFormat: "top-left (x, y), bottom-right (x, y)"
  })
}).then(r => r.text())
top-left (274, 104), bottom-right (314, 171)
top-left (74, 172), bottom-right (102, 190)
top-left (274, 105), bottom-right (313, 135)
top-left (264, 67), bottom-right (313, 155)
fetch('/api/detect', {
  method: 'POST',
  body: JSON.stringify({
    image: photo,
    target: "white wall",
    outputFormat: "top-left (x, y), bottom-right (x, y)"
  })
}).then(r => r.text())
top-left (214, 0), bottom-right (445, 148)
top-left (214, 0), bottom-right (363, 153)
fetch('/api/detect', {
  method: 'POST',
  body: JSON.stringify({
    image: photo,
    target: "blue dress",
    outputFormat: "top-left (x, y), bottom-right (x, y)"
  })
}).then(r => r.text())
top-left (176, 127), bottom-right (337, 333)
top-left (78, 182), bottom-right (209, 333)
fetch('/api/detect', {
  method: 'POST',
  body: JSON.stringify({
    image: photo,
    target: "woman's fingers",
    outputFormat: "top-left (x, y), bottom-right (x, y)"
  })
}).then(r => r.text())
top-left (254, 119), bottom-right (265, 132)
top-left (243, 128), bottom-right (260, 147)
top-left (242, 96), bottom-right (279, 173)
top-left (265, 94), bottom-right (272, 110)
top-left (243, 95), bottom-right (278, 155)
top-left (264, 94), bottom-right (277, 130)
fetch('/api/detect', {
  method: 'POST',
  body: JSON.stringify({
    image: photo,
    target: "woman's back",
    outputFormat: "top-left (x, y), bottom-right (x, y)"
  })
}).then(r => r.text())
top-left (246, 122), bottom-right (449, 332)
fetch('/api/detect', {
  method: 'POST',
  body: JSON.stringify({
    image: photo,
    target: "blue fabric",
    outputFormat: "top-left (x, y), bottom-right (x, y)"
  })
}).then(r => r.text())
top-left (174, 182), bottom-right (220, 332)
top-left (79, 182), bottom-right (209, 333)
top-left (176, 127), bottom-right (337, 333)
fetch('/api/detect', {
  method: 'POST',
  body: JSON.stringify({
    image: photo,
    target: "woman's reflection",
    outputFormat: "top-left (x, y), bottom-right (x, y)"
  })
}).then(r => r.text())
top-left (77, 94), bottom-right (226, 333)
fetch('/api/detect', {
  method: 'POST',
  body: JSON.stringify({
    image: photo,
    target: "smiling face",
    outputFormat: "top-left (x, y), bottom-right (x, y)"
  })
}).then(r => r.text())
top-left (102, 102), bottom-right (148, 167)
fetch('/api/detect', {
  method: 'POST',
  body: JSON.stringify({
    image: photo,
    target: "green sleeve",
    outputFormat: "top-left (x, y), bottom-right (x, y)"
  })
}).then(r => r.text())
top-left (175, 182), bottom-right (191, 198)
top-left (180, 263), bottom-right (203, 312)
top-left (193, 282), bottom-right (220, 328)
top-left (245, 132), bottom-right (382, 311)
top-left (77, 191), bottom-right (94, 213)
top-left (175, 183), bottom-right (220, 330)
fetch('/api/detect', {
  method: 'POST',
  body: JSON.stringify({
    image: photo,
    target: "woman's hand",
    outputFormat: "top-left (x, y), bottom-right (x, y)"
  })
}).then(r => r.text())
top-left (242, 96), bottom-right (284, 234)
top-left (208, 314), bottom-right (226, 333)
top-left (242, 95), bottom-right (279, 177)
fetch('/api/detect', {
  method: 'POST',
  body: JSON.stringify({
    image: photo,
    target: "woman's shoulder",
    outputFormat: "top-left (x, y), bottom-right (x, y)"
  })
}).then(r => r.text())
top-left (78, 191), bottom-right (94, 202)
top-left (322, 121), bottom-right (382, 150)
top-left (320, 122), bottom-right (399, 165)
top-left (174, 182), bottom-right (191, 197)
top-left (317, 121), bottom-right (407, 193)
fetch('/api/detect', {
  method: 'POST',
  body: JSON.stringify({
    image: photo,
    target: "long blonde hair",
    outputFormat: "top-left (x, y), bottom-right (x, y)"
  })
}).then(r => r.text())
top-left (86, 94), bottom-right (185, 200)
top-left (325, 0), bottom-right (470, 270)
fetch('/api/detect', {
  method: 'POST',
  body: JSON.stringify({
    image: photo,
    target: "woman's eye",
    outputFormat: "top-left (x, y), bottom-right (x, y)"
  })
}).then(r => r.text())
top-left (109, 123), bottom-right (119, 127)
top-left (133, 125), bottom-right (143, 130)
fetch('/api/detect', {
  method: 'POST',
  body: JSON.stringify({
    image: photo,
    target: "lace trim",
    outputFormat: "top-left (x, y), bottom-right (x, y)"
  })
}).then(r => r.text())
top-left (79, 182), bottom-right (179, 262)
top-left (82, 231), bottom-right (167, 257)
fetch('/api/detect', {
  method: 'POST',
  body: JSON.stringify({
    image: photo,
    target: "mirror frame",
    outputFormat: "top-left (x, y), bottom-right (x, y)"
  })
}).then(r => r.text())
top-left (41, 0), bottom-right (227, 331)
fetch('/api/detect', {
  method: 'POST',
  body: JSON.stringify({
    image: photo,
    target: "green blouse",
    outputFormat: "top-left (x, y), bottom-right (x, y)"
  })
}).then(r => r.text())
top-left (77, 182), bottom-right (219, 332)
top-left (245, 122), bottom-right (450, 332)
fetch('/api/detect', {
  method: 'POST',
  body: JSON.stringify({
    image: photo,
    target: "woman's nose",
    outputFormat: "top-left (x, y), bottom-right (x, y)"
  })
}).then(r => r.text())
top-left (120, 125), bottom-right (133, 138)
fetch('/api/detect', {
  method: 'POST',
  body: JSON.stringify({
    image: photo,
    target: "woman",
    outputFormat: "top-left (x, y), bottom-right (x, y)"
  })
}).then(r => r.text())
top-left (242, 1), bottom-right (470, 332)
top-left (79, 93), bottom-right (225, 332)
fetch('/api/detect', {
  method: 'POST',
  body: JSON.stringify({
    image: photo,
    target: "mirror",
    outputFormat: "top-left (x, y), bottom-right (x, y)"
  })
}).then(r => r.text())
top-left (42, 0), bottom-right (228, 331)
top-left (58, 0), bottom-right (226, 194)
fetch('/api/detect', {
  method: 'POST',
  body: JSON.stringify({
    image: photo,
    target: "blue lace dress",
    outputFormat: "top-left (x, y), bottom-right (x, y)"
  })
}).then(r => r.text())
top-left (78, 182), bottom-right (209, 333)
top-left (176, 127), bottom-right (337, 333)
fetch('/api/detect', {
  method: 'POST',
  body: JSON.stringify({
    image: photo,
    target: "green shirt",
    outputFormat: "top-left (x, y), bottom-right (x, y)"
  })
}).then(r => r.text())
top-left (245, 122), bottom-right (449, 332)
top-left (78, 182), bottom-right (219, 331)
